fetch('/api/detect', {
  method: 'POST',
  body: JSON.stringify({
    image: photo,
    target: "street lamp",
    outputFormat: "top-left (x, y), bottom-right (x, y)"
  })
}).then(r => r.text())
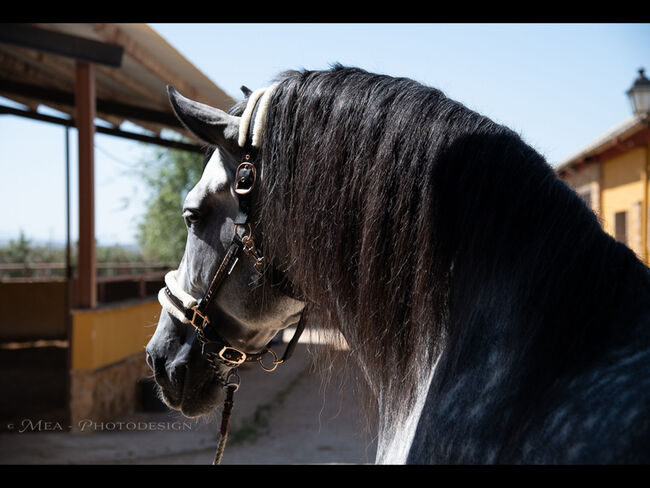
top-left (627, 68), bottom-right (650, 116)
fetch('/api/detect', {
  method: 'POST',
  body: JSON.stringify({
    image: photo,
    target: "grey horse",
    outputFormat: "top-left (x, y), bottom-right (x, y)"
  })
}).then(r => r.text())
top-left (146, 66), bottom-right (650, 464)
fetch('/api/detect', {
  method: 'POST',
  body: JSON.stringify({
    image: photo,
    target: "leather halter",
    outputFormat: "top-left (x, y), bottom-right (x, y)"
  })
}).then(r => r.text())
top-left (159, 86), bottom-right (305, 373)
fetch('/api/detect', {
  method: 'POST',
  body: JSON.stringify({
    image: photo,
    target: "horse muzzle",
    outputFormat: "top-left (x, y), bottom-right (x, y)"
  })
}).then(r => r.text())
top-left (145, 313), bottom-right (228, 418)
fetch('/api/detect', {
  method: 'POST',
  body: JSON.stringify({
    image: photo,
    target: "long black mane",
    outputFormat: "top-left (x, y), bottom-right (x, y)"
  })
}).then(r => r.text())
top-left (254, 65), bottom-right (650, 453)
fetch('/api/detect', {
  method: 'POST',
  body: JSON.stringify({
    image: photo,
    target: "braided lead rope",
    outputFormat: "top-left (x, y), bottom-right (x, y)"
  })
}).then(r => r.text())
top-left (195, 325), bottom-right (240, 465)
top-left (213, 370), bottom-right (240, 465)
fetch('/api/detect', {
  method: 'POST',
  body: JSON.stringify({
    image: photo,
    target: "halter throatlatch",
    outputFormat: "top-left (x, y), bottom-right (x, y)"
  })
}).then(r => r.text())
top-left (158, 83), bottom-right (305, 464)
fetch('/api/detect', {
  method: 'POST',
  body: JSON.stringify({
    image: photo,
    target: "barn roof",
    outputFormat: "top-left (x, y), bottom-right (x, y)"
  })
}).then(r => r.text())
top-left (0, 23), bottom-right (235, 148)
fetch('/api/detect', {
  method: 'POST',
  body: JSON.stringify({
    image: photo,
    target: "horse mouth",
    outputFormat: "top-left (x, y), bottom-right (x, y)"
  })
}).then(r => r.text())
top-left (156, 360), bottom-right (229, 418)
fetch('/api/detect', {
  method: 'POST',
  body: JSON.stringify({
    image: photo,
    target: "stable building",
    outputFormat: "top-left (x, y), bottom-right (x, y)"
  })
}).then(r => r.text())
top-left (0, 23), bottom-right (234, 430)
top-left (557, 68), bottom-right (650, 265)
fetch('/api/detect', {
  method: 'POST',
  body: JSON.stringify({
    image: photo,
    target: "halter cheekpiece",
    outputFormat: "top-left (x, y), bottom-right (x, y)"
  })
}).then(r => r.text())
top-left (158, 84), bottom-right (305, 463)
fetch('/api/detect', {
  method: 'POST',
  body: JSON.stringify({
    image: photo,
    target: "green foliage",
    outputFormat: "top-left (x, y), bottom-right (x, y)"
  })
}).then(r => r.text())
top-left (95, 243), bottom-right (142, 264)
top-left (0, 230), bottom-right (68, 267)
top-left (2, 230), bottom-right (32, 263)
top-left (0, 231), bottom-right (148, 278)
top-left (135, 145), bottom-right (204, 265)
top-left (0, 236), bottom-right (145, 266)
top-left (0, 142), bottom-right (203, 278)
top-left (0, 230), bottom-right (38, 277)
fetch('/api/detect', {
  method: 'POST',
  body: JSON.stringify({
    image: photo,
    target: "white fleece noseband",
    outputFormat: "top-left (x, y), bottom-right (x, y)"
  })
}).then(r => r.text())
top-left (158, 270), bottom-right (197, 324)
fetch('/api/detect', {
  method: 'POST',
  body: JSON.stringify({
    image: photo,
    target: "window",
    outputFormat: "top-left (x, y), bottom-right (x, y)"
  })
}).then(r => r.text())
top-left (614, 211), bottom-right (627, 244)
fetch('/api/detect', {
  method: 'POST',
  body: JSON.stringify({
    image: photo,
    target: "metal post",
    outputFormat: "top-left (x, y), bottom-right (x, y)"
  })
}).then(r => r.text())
top-left (75, 62), bottom-right (96, 308)
top-left (63, 124), bottom-right (73, 430)
top-left (65, 126), bottom-right (72, 285)
top-left (641, 143), bottom-right (650, 265)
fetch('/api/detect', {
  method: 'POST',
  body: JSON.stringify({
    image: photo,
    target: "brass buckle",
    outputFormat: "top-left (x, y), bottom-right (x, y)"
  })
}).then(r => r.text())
top-left (218, 346), bottom-right (247, 366)
top-left (234, 162), bottom-right (256, 195)
top-left (190, 306), bottom-right (210, 330)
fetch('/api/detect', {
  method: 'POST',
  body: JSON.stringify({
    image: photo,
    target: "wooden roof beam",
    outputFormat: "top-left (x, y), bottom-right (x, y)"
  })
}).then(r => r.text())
top-left (0, 103), bottom-right (204, 154)
top-left (1, 44), bottom-right (166, 114)
top-left (0, 47), bottom-right (74, 94)
top-left (94, 63), bottom-right (169, 108)
top-left (0, 78), bottom-right (183, 129)
top-left (0, 24), bottom-right (123, 67)
top-left (92, 23), bottom-right (201, 102)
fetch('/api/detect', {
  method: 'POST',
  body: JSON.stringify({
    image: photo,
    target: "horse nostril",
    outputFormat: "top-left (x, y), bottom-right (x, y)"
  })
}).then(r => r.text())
top-left (169, 359), bottom-right (190, 384)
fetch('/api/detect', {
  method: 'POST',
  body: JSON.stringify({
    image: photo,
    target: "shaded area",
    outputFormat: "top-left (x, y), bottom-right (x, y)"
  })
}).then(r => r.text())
top-left (0, 343), bottom-right (377, 464)
top-left (0, 343), bottom-right (68, 432)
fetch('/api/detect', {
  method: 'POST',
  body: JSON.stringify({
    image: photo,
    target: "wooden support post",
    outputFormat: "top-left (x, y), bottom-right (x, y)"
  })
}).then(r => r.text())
top-left (76, 62), bottom-right (97, 308)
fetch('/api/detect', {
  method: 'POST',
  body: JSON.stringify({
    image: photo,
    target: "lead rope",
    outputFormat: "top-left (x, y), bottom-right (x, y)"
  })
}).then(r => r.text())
top-left (213, 369), bottom-right (240, 465)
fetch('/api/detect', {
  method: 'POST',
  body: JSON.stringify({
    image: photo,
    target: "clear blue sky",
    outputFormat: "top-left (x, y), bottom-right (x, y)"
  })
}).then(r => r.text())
top-left (1, 23), bottom-right (648, 247)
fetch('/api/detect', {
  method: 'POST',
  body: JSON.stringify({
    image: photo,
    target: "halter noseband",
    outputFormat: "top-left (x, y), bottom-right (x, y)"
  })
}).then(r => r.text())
top-left (158, 84), bottom-right (305, 373)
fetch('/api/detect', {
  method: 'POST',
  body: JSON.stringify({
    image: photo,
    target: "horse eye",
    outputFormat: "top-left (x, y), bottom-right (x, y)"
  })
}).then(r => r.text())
top-left (183, 209), bottom-right (201, 226)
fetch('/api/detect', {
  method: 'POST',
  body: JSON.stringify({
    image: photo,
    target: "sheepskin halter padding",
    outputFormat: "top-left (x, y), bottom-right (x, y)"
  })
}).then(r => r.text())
top-left (238, 84), bottom-right (279, 149)
top-left (158, 84), bottom-right (277, 325)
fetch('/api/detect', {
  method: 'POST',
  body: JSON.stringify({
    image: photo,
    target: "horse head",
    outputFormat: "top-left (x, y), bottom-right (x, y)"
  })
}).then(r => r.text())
top-left (145, 86), bottom-right (304, 418)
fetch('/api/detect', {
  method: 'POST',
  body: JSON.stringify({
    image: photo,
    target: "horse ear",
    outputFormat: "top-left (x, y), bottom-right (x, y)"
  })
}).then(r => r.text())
top-left (167, 85), bottom-right (240, 152)
top-left (240, 85), bottom-right (253, 97)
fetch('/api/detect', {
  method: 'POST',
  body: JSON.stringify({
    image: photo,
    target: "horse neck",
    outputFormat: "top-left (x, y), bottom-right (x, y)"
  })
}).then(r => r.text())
top-left (430, 143), bottom-right (650, 443)
top-left (259, 75), bottom-right (650, 460)
top-left (380, 144), bottom-right (649, 463)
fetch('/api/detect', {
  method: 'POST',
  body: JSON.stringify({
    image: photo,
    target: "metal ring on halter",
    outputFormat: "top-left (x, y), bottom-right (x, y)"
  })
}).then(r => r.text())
top-left (225, 369), bottom-right (241, 392)
top-left (235, 222), bottom-right (252, 240)
top-left (237, 224), bottom-right (266, 275)
top-left (241, 234), bottom-right (255, 252)
top-left (257, 348), bottom-right (282, 372)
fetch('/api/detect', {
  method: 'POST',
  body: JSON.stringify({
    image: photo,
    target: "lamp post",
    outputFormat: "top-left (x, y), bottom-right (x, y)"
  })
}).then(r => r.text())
top-left (627, 68), bottom-right (650, 116)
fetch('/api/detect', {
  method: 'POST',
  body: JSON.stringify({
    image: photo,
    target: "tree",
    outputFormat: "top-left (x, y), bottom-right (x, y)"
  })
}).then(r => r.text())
top-left (3, 229), bottom-right (32, 264)
top-left (135, 144), bottom-right (204, 265)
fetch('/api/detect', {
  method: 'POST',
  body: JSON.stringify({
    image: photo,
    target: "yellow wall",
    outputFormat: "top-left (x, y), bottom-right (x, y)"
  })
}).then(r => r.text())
top-left (600, 146), bottom-right (647, 260)
top-left (0, 281), bottom-right (67, 341)
top-left (71, 299), bottom-right (160, 371)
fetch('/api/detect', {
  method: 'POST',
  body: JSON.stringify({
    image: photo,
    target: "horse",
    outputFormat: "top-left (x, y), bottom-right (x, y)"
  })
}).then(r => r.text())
top-left (145, 65), bottom-right (650, 464)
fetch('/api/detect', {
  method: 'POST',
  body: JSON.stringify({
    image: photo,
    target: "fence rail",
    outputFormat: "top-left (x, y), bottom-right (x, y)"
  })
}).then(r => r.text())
top-left (0, 262), bottom-right (173, 278)
top-left (0, 262), bottom-right (172, 270)
top-left (0, 263), bottom-right (172, 304)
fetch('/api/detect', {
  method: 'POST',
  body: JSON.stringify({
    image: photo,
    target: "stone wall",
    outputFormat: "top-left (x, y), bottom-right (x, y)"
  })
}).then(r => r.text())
top-left (69, 352), bottom-right (151, 430)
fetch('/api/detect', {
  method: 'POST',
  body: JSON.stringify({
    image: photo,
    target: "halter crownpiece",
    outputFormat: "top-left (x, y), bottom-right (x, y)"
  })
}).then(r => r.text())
top-left (158, 83), bottom-right (304, 371)
top-left (159, 83), bottom-right (305, 464)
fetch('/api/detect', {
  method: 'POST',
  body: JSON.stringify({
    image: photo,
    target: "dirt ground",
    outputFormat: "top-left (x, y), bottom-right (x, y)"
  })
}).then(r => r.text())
top-left (0, 343), bottom-right (377, 465)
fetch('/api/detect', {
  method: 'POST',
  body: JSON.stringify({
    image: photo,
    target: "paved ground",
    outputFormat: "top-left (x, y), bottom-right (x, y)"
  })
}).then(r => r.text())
top-left (0, 343), bottom-right (377, 465)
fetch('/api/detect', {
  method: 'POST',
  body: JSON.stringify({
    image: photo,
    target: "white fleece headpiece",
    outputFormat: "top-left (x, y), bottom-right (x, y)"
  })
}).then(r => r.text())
top-left (238, 83), bottom-right (279, 149)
